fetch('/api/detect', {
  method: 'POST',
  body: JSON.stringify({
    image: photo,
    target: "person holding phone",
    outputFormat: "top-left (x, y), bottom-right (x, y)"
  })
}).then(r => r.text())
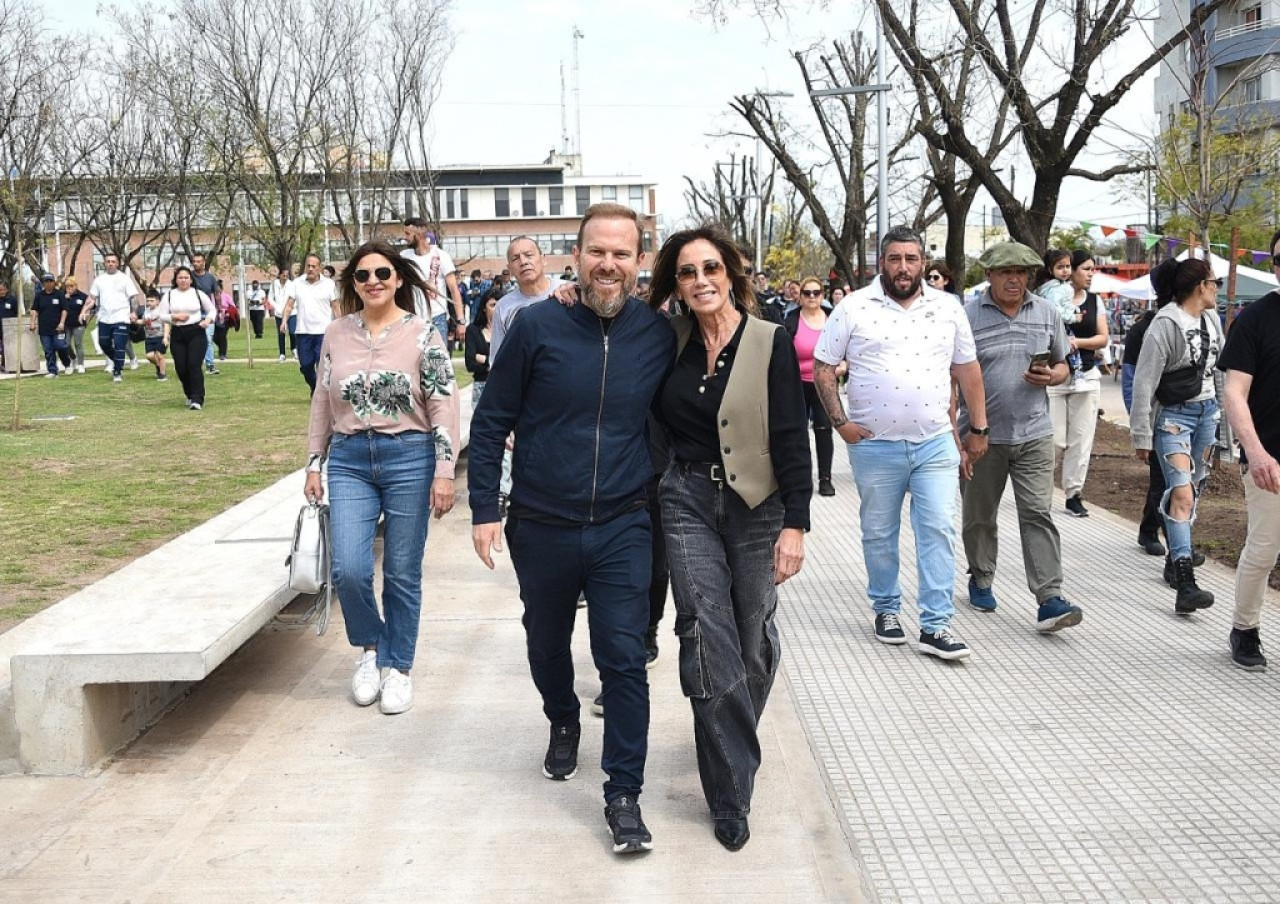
top-left (957, 242), bottom-right (1083, 632)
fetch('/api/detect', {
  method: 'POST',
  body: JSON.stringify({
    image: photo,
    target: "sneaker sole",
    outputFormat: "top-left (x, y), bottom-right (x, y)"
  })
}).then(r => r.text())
top-left (1036, 610), bottom-right (1083, 633)
top-left (918, 643), bottom-right (971, 660)
top-left (542, 766), bottom-right (578, 781)
top-left (352, 689), bottom-right (379, 706)
top-left (644, 656), bottom-right (658, 670)
top-left (380, 699), bottom-right (412, 715)
top-left (1231, 658), bottom-right (1267, 671)
top-left (875, 633), bottom-right (908, 645)
top-left (612, 838), bottom-right (654, 854)
top-left (968, 600), bottom-right (997, 612)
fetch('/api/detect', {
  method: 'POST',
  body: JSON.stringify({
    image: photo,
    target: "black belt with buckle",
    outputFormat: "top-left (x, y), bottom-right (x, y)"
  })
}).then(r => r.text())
top-left (682, 460), bottom-right (726, 484)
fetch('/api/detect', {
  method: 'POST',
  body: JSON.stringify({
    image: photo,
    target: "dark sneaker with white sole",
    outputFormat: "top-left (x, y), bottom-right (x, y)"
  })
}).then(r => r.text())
top-left (1065, 495), bottom-right (1089, 517)
top-left (918, 628), bottom-right (971, 660)
top-left (591, 694), bottom-right (604, 716)
top-left (1230, 627), bottom-right (1267, 671)
top-left (874, 612), bottom-right (908, 645)
top-left (542, 721), bottom-right (580, 781)
top-left (968, 577), bottom-right (998, 612)
top-left (604, 795), bottom-right (653, 854)
top-left (1036, 597), bottom-right (1083, 633)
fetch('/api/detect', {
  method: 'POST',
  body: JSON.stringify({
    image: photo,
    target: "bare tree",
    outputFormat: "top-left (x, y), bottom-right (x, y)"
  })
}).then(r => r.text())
top-left (682, 151), bottom-right (777, 248)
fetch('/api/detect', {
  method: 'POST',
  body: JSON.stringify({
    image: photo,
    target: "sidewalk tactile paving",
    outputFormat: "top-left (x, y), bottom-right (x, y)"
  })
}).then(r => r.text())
top-left (778, 446), bottom-right (1280, 904)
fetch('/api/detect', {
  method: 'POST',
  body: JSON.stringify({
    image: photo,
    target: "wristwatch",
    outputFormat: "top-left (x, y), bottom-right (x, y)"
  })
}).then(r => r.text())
top-left (969, 425), bottom-right (991, 436)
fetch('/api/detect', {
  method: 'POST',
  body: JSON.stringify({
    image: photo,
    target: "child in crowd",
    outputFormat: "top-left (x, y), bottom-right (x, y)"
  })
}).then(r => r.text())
top-left (1035, 249), bottom-right (1083, 379)
top-left (140, 294), bottom-right (169, 381)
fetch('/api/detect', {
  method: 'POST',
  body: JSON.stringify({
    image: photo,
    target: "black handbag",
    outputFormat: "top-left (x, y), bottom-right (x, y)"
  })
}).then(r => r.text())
top-left (1154, 315), bottom-right (1209, 406)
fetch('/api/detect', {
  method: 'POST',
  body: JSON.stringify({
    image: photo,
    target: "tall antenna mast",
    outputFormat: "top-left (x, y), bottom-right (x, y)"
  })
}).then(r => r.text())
top-left (572, 25), bottom-right (584, 158)
top-left (559, 61), bottom-right (570, 154)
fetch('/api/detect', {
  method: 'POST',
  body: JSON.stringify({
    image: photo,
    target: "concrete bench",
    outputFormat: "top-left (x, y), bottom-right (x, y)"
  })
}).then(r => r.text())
top-left (0, 384), bottom-right (472, 775)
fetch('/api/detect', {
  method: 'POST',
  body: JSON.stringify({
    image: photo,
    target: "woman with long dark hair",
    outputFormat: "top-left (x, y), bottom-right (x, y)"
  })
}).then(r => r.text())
top-left (157, 266), bottom-right (217, 409)
top-left (304, 240), bottom-right (460, 715)
top-left (465, 287), bottom-right (500, 408)
top-left (649, 223), bottom-right (810, 851)
top-left (1048, 250), bottom-right (1109, 517)
top-left (1130, 257), bottom-right (1224, 616)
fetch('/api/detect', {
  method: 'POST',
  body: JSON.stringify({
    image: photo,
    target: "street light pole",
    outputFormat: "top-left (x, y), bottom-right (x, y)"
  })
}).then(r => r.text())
top-left (745, 90), bottom-right (793, 273)
top-left (9, 165), bottom-right (25, 428)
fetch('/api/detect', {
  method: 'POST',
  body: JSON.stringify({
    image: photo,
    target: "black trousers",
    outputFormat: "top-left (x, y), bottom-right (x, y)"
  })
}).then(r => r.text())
top-left (170, 324), bottom-right (207, 404)
top-left (801, 380), bottom-right (834, 480)
top-left (1140, 450), bottom-right (1166, 542)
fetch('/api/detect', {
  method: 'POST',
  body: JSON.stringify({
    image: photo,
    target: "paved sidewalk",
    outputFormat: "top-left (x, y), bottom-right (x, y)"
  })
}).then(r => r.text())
top-left (0, 464), bottom-right (864, 903)
top-left (782, 446), bottom-right (1280, 904)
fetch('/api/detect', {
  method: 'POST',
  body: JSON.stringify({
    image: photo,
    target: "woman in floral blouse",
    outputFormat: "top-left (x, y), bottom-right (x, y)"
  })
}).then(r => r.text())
top-left (305, 240), bottom-right (460, 716)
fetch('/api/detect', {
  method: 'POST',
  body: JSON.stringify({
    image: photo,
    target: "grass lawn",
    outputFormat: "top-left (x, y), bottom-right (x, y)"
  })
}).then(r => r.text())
top-left (0, 345), bottom-right (470, 627)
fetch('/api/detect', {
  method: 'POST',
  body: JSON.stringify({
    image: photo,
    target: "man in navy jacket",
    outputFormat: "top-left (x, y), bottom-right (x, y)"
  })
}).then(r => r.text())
top-left (470, 203), bottom-right (674, 854)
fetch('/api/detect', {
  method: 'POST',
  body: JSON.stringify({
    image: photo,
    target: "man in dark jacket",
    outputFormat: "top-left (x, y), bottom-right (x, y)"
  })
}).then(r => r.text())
top-left (469, 203), bottom-right (675, 855)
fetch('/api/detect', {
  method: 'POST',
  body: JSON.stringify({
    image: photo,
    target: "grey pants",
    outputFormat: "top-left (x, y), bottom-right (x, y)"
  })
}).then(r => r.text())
top-left (961, 435), bottom-right (1064, 604)
top-left (661, 462), bottom-right (782, 819)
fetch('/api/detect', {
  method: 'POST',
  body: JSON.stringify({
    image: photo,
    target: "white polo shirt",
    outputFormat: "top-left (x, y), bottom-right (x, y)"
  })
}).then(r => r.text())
top-left (814, 280), bottom-right (976, 442)
top-left (89, 270), bottom-right (141, 325)
top-left (400, 246), bottom-right (455, 320)
top-left (289, 276), bottom-right (338, 334)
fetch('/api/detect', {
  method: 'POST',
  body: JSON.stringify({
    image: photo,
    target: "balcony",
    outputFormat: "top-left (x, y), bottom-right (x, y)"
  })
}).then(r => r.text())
top-left (1217, 18), bottom-right (1278, 39)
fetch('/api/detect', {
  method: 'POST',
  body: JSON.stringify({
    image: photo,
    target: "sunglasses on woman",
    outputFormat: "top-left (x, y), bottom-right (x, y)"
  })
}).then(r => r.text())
top-left (1202, 278), bottom-right (1225, 288)
top-left (927, 273), bottom-right (943, 282)
top-left (353, 266), bottom-right (393, 283)
top-left (800, 289), bottom-right (823, 298)
top-left (676, 260), bottom-right (725, 284)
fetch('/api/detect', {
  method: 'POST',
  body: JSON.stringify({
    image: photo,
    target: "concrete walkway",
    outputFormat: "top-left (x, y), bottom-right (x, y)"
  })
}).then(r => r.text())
top-left (0, 462), bottom-right (865, 903)
top-left (3, 438), bottom-right (1278, 903)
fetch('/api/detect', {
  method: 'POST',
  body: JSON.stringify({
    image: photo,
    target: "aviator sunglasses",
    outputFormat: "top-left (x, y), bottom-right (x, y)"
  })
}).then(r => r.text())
top-left (676, 260), bottom-right (725, 284)
top-left (353, 266), bottom-right (394, 284)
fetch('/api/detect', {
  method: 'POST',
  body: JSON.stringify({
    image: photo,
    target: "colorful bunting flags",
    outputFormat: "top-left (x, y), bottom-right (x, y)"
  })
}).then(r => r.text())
top-left (1073, 219), bottom-right (1275, 266)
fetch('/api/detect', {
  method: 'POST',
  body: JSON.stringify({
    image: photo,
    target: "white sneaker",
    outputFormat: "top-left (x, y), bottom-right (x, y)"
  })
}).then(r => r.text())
top-left (130, 360), bottom-right (139, 370)
top-left (103, 362), bottom-right (112, 372)
top-left (76, 364), bottom-right (85, 374)
top-left (351, 650), bottom-right (380, 706)
top-left (278, 354), bottom-right (286, 363)
top-left (379, 668), bottom-right (413, 715)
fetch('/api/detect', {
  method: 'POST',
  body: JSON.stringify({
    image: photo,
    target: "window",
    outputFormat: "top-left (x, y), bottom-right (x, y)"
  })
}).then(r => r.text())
top-left (549, 186), bottom-right (563, 216)
top-left (522, 186), bottom-right (537, 217)
top-left (445, 190), bottom-right (456, 220)
top-left (494, 188), bottom-right (510, 218)
top-left (629, 185), bottom-right (644, 213)
top-left (1244, 75), bottom-right (1262, 103)
top-left (576, 186), bottom-right (591, 215)
top-left (459, 189), bottom-right (469, 219)
top-left (602, 185), bottom-right (617, 201)
top-left (643, 231), bottom-right (653, 253)
top-left (1243, 5), bottom-right (1262, 26)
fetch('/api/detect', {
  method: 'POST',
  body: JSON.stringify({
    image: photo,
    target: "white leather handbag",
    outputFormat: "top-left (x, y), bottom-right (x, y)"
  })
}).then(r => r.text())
top-left (286, 501), bottom-right (332, 635)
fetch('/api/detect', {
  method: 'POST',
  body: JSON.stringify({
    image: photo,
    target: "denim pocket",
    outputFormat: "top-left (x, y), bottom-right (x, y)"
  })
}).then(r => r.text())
top-left (673, 613), bottom-right (711, 699)
top-left (393, 430), bottom-right (430, 444)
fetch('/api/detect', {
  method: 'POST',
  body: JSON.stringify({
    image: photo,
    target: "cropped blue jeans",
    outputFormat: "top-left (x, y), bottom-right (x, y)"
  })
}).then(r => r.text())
top-left (328, 430), bottom-right (434, 672)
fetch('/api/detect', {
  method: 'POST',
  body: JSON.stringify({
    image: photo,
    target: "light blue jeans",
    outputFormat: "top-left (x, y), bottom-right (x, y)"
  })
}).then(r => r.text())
top-left (1154, 398), bottom-right (1219, 562)
top-left (849, 433), bottom-right (961, 633)
top-left (328, 430), bottom-right (435, 671)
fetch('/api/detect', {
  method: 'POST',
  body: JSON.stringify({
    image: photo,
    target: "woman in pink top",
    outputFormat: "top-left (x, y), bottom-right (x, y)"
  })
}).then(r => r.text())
top-left (305, 241), bottom-right (460, 716)
top-left (783, 276), bottom-right (844, 496)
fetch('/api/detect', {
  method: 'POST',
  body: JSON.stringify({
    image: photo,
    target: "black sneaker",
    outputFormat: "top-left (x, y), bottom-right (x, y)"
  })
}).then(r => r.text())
top-left (542, 721), bottom-right (580, 781)
top-left (874, 612), bottom-right (907, 645)
top-left (644, 627), bottom-right (659, 669)
top-left (591, 694), bottom-right (603, 716)
top-left (1065, 495), bottom-right (1089, 517)
top-left (1172, 557), bottom-right (1214, 615)
top-left (818, 477), bottom-right (835, 497)
top-left (918, 628), bottom-right (971, 660)
top-left (1230, 627), bottom-right (1267, 671)
top-left (604, 795), bottom-right (653, 854)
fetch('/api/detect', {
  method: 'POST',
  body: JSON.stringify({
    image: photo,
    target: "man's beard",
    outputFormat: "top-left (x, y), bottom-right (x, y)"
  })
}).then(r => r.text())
top-left (581, 276), bottom-right (634, 319)
top-left (881, 272), bottom-right (922, 301)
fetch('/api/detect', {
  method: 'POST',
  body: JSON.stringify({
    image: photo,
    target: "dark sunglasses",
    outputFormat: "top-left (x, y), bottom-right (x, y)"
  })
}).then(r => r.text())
top-left (353, 266), bottom-right (393, 284)
top-left (1203, 278), bottom-right (1225, 288)
top-left (1272, 254), bottom-right (1280, 267)
top-left (676, 260), bottom-right (725, 284)
top-left (800, 289), bottom-right (824, 298)
top-left (927, 273), bottom-right (943, 281)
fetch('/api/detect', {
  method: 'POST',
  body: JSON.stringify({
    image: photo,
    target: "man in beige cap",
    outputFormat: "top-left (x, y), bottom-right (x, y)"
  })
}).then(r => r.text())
top-left (958, 242), bottom-right (1084, 632)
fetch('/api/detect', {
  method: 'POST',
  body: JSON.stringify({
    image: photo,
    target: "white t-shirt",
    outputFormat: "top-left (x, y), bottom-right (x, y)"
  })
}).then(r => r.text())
top-left (89, 270), bottom-right (141, 325)
top-left (289, 276), bottom-right (339, 335)
top-left (268, 278), bottom-right (292, 315)
top-left (1170, 304), bottom-right (1224, 401)
top-left (400, 246), bottom-right (456, 320)
top-left (814, 280), bottom-right (977, 442)
top-left (247, 288), bottom-right (266, 310)
top-left (490, 277), bottom-right (562, 361)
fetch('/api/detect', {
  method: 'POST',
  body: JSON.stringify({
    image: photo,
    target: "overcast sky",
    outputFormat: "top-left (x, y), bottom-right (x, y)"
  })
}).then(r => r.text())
top-left (51, 0), bottom-right (1164, 233)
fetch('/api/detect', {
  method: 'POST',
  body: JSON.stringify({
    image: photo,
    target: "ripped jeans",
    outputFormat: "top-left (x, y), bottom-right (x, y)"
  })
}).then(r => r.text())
top-left (1153, 398), bottom-right (1219, 562)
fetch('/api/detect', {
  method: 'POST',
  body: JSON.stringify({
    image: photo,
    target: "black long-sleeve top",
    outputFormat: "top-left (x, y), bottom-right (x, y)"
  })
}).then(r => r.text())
top-left (657, 315), bottom-right (812, 531)
top-left (464, 322), bottom-right (491, 382)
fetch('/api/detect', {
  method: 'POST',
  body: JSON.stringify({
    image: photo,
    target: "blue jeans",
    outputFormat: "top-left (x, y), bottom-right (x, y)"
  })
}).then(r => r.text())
top-left (97, 322), bottom-right (129, 376)
top-left (849, 433), bottom-right (961, 633)
top-left (203, 323), bottom-right (215, 367)
top-left (39, 333), bottom-right (70, 374)
top-left (505, 507), bottom-right (651, 802)
top-left (296, 333), bottom-right (325, 394)
top-left (432, 313), bottom-right (449, 346)
top-left (1154, 399), bottom-right (1219, 561)
top-left (661, 463), bottom-right (782, 818)
top-left (328, 430), bottom-right (435, 671)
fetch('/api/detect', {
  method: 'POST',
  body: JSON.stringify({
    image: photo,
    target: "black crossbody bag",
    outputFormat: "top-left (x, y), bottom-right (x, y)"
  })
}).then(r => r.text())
top-left (1155, 315), bottom-right (1209, 406)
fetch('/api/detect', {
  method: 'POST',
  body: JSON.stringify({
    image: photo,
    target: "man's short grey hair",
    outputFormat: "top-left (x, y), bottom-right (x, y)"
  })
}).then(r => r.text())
top-left (506, 235), bottom-right (543, 256)
top-left (880, 226), bottom-right (926, 258)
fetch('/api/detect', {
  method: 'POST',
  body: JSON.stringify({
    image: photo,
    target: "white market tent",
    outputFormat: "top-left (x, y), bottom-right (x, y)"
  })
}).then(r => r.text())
top-left (1115, 250), bottom-right (1279, 301)
top-left (966, 271), bottom-right (1131, 299)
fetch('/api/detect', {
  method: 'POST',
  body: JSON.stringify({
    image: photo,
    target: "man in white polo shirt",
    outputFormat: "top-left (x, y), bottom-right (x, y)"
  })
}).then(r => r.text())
top-left (280, 253), bottom-right (338, 394)
top-left (401, 217), bottom-right (464, 345)
top-left (82, 252), bottom-right (143, 383)
top-left (813, 226), bottom-right (989, 661)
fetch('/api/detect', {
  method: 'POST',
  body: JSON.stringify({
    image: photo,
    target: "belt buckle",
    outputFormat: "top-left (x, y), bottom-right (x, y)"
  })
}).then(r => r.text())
top-left (708, 463), bottom-right (725, 484)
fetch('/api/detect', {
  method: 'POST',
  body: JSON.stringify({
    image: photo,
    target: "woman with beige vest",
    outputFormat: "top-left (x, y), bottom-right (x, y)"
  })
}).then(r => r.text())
top-left (648, 224), bottom-right (811, 852)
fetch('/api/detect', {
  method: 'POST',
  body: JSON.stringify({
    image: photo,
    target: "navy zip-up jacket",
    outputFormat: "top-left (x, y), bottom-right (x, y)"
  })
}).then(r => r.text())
top-left (469, 296), bottom-right (675, 525)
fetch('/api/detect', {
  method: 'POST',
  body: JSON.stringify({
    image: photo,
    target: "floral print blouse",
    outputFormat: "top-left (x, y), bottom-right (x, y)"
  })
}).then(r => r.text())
top-left (307, 313), bottom-right (459, 479)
